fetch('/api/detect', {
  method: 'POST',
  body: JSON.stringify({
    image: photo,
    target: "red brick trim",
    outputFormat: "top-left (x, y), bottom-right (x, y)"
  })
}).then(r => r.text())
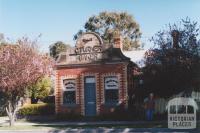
top-left (55, 70), bottom-right (59, 114)
top-left (123, 63), bottom-right (129, 108)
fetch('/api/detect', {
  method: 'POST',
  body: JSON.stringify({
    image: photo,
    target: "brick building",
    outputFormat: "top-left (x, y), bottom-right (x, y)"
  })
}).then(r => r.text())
top-left (55, 32), bottom-right (136, 116)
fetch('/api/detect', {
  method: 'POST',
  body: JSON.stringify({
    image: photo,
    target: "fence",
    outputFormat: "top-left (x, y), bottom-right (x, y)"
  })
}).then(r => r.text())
top-left (154, 91), bottom-right (200, 114)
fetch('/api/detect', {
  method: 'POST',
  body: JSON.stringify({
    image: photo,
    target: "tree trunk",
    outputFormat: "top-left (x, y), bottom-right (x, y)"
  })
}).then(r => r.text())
top-left (8, 114), bottom-right (15, 127)
top-left (6, 101), bottom-right (18, 127)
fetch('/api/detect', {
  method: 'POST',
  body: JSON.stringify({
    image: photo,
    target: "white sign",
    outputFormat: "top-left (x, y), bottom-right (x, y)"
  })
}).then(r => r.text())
top-left (105, 77), bottom-right (118, 90)
top-left (167, 97), bottom-right (197, 129)
top-left (63, 79), bottom-right (76, 90)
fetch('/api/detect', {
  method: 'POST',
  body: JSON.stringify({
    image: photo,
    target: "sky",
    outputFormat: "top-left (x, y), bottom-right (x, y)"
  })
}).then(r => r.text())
top-left (0, 0), bottom-right (200, 52)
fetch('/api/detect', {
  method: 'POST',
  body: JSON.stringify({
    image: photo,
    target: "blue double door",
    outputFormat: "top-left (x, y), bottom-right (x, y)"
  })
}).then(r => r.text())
top-left (84, 76), bottom-right (96, 116)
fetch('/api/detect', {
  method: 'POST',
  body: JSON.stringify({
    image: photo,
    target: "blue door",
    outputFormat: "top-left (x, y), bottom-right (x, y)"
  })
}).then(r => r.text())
top-left (84, 77), bottom-right (96, 116)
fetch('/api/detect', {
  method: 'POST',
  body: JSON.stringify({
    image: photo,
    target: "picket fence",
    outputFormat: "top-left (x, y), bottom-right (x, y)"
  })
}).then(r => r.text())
top-left (154, 91), bottom-right (200, 114)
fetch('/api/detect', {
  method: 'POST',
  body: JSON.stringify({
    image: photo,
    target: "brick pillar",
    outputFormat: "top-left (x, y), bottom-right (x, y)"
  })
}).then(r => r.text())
top-left (123, 63), bottom-right (128, 109)
top-left (55, 70), bottom-right (61, 114)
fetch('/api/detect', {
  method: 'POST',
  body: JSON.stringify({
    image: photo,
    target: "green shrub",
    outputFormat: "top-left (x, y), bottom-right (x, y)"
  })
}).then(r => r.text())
top-left (43, 95), bottom-right (55, 104)
top-left (18, 103), bottom-right (55, 116)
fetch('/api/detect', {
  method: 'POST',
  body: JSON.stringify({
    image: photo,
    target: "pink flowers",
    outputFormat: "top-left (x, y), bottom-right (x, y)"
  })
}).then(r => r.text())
top-left (0, 38), bottom-right (53, 92)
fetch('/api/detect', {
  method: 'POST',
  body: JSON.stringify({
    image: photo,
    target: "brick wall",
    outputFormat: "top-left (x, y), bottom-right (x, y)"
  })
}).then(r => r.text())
top-left (55, 62), bottom-right (130, 115)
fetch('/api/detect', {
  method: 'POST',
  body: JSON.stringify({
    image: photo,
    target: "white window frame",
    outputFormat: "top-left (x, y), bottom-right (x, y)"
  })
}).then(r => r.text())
top-left (104, 76), bottom-right (119, 90)
top-left (104, 76), bottom-right (119, 104)
top-left (62, 78), bottom-right (76, 105)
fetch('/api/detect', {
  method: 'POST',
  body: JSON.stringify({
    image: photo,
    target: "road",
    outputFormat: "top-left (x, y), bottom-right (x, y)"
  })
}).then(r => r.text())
top-left (0, 128), bottom-right (199, 133)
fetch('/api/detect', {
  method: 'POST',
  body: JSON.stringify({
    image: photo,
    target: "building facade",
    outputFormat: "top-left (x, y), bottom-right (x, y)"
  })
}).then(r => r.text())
top-left (55, 32), bottom-right (135, 116)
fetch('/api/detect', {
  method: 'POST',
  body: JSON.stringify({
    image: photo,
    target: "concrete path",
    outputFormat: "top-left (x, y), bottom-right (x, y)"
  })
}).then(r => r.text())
top-left (0, 116), bottom-right (161, 125)
top-left (0, 117), bottom-right (8, 125)
top-left (0, 128), bottom-right (199, 133)
top-left (0, 118), bottom-right (166, 126)
top-left (1, 117), bottom-right (199, 133)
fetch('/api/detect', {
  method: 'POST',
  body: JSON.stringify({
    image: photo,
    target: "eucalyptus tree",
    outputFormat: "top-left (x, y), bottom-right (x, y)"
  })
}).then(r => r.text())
top-left (74, 11), bottom-right (142, 50)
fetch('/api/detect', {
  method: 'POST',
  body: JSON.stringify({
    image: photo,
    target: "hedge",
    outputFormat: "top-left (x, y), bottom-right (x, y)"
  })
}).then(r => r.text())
top-left (18, 103), bottom-right (55, 116)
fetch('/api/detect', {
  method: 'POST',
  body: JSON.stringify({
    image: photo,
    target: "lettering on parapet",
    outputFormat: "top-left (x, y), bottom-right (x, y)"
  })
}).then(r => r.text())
top-left (75, 45), bottom-right (102, 61)
top-left (82, 38), bottom-right (92, 43)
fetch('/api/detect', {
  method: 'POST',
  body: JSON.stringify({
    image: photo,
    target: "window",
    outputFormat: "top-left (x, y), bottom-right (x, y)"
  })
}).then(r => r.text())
top-left (170, 105), bottom-right (176, 114)
top-left (104, 76), bottom-right (119, 104)
top-left (63, 79), bottom-right (76, 105)
top-left (187, 105), bottom-right (194, 114)
top-left (177, 105), bottom-right (186, 114)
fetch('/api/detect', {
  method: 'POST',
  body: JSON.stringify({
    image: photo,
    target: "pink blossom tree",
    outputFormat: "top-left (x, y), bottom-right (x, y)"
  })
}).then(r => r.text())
top-left (0, 38), bottom-right (53, 126)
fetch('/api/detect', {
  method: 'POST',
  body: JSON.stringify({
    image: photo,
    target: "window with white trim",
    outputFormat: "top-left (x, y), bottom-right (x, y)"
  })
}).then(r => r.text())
top-left (104, 76), bottom-right (119, 104)
top-left (63, 79), bottom-right (76, 105)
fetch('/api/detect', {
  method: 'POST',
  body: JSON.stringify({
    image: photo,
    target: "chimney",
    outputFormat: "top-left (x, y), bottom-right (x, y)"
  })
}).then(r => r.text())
top-left (113, 33), bottom-right (122, 50)
top-left (171, 30), bottom-right (179, 49)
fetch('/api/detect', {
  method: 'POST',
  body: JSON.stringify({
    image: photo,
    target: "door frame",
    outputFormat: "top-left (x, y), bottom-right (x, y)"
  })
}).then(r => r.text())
top-left (81, 73), bottom-right (99, 116)
top-left (84, 76), bottom-right (96, 116)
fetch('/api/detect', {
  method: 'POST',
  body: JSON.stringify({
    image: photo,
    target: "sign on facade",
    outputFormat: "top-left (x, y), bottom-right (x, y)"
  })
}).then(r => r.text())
top-left (105, 76), bottom-right (118, 90)
top-left (63, 79), bottom-right (76, 90)
top-left (75, 33), bottom-right (103, 62)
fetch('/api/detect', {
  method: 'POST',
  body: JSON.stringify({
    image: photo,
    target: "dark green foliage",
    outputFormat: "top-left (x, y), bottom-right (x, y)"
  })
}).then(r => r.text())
top-left (150, 17), bottom-right (200, 55)
top-left (97, 112), bottom-right (138, 121)
top-left (49, 41), bottom-right (71, 59)
top-left (28, 76), bottom-right (52, 104)
top-left (143, 18), bottom-right (200, 98)
top-left (56, 113), bottom-right (83, 121)
top-left (18, 103), bottom-right (55, 116)
top-left (153, 112), bottom-right (167, 121)
top-left (43, 95), bottom-right (55, 104)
